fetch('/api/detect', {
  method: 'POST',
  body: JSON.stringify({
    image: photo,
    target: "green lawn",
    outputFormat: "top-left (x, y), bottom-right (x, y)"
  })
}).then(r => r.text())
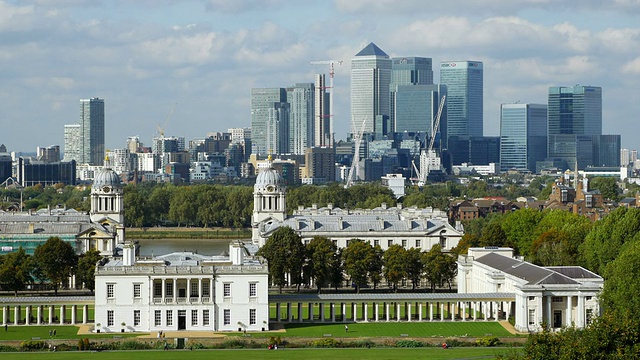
top-left (0, 325), bottom-right (143, 341)
top-left (281, 322), bottom-right (511, 338)
top-left (0, 347), bottom-right (517, 360)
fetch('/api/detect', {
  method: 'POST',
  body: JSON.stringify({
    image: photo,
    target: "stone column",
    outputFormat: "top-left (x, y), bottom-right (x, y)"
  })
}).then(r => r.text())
top-left (374, 303), bottom-right (379, 322)
top-left (186, 278), bottom-right (191, 302)
top-left (385, 303), bottom-right (390, 322)
top-left (473, 302), bottom-right (477, 321)
top-left (484, 302), bottom-right (488, 321)
top-left (341, 303), bottom-right (346, 322)
top-left (429, 303), bottom-right (433, 321)
top-left (319, 303), bottom-right (325, 322)
top-left (287, 303), bottom-right (292, 322)
top-left (198, 278), bottom-right (203, 302)
top-left (25, 306), bottom-right (31, 325)
top-left (352, 303), bottom-right (357, 321)
top-left (48, 305), bottom-right (54, 324)
top-left (13, 306), bottom-right (19, 325)
top-left (298, 303), bottom-right (303, 323)
top-left (71, 305), bottom-right (77, 324)
top-left (506, 301), bottom-right (511, 321)
top-left (440, 303), bottom-right (444, 321)
top-left (37, 306), bottom-right (42, 325)
top-left (209, 278), bottom-right (214, 303)
top-left (161, 278), bottom-right (166, 301)
top-left (546, 296), bottom-right (552, 328)
top-left (308, 303), bottom-right (313, 321)
top-left (173, 279), bottom-right (177, 303)
top-left (577, 295), bottom-right (585, 328)
top-left (83, 305), bottom-right (88, 324)
top-left (275, 303), bottom-right (281, 322)
top-left (2, 306), bottom-right (7, 325)
top-left (462, 302), bottom-right (466, 321)
top-left (330, 303), bottom-right (335, 323)
top-left (364, 303), bottom-right (369, 322)
top-left (451, 302), bottom-right (455, 321)
top-left (418, 303), bottom-right (423, 321)
top-left (407, 303), bottom-right (412, 322)
top-left (566, 296), bottom-right (572, 327)
top-left (60, 305), bottom-right (65, 325)
top-left (396, 303), bottom-right (401, 322)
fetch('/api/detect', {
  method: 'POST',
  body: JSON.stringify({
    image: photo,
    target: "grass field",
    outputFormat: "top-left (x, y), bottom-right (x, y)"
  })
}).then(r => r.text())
top-left (281, 322), bottom-right (512, 338)
top-left (0, 347), bottom-right (517, 360)
top-left (0, 325), bottom-right (143, 341)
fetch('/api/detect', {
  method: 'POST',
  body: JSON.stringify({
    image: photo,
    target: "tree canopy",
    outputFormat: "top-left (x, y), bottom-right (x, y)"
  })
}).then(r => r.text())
top-left (33, 237), bottom-right (77, 295)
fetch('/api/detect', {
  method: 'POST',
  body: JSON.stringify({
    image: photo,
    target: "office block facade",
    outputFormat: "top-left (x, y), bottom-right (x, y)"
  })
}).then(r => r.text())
top-left (287, 83), bottom-right (315, 155)
top-left (440, 61), bottom-right (483, 143)
top-left (314, 74), bottom-right (331, 148)
top-left (393, 84), bottom-right (447, 145)
top-left (548, 85), bottom-right (602, 136)
top-left (80, 98), bottom-right (105, 166)
top-left (350, 42), bottom-right (391, 135)
top-left (250, 88), bottom-right (287, 156)
top-left (500, 103), bottom-right (547, 172)
top-left (390, 57), bottom-right (433, 132)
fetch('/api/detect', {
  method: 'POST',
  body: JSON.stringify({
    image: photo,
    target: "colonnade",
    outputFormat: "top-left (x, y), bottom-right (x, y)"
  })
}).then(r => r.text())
top-left (1, 304), bottom-right (91, 325)
top-left (271, 300), bottom-right (512, 323)
top-left (154, 277), bottom-right (214, 304)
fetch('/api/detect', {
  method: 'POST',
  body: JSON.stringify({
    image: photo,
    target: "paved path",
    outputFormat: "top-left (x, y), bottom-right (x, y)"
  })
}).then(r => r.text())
top-left (498, 320), bottom-right (527, 335)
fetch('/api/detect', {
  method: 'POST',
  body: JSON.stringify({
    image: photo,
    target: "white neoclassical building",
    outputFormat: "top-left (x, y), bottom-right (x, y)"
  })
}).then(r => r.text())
top-left (457, 247), bottom-right (603, 332)
top-left (94, 241), bottom-right (269, 333)
top-left (251, 166), bottom-right (463, 251)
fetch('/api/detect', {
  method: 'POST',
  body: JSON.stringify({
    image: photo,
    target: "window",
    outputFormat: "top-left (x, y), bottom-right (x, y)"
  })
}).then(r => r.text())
top-left (401, 239), bottom-right (407, 247)
top-left (374, 239), bottom-right (380, 246)
top-left (191, 310), bottom-right (198, 326)
top-left (154, 282), bottom-right (162, 297)
top-left (415, 239), bottom-right (421, 248)
top-left (107, 284), bottom-right (115, 298)
top-left (165, 281), bottom-right (173, 297)
top-left (529, 296), bottom-right (536, 301)
top-left (134, 310), bottom-right (140, 326)
top-left (223, 283), bottom-right (231, 297)
top-left (107, 310), bottom-right (114, 327)
top-left (249, 283), bottom-right (257, 297)
top-left (223, 309), bottom-right (231, 325)
top-left (249, 309), bottom-right (256, 325)
top-left (155, 310), bottom-right (162, 327)
top-left (586, 309), bottom-right (593, 325)
top-left (202, 282), bottom-right (210, 297)
top-left (552, 297), bottom-right (563, 303)
top-left (439, 237), bottom-right (446, 249)
top-left (388, 239), bottom-right (393, 247)
top-left (133, 284), bottom-right (141, 298)
top-left (191, 282), bottom-right (198, 297)
top-left (528, 309), bottom-right (536, 325)
top-left (586, 296), bottom-right (593, 301)
top-left (203, 310), bottom-right (210, 326)
top-left (166, 310), bottom-right (173, 326)
top-left (332, 240), bottom-right (338, 247)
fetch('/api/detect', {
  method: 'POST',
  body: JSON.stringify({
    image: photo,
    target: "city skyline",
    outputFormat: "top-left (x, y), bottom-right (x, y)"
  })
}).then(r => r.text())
top-left (1, 1), bottom-right (640, 152)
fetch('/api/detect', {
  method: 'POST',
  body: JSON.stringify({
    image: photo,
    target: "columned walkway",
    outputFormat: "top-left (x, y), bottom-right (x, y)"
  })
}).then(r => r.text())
top-left (1, 296), bottom-right (94, 326)
top-left (269, 293), bottom-right (515, 323)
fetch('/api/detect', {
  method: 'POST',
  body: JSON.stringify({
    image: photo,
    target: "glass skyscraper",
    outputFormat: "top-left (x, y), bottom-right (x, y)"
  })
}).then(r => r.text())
top-left (500, 103), bottom-right (547, 172)
top-left (393, 84), bottom-right (447, 141)
top-left (250, 88), bottom-right (287, 156)
top-left (80, 97), bottom-right (105, 166)
top-left (389, 57), bottom-right (435, 134)
top-left (439, 61), bottom-right (483, 143)
top-left (350, 42), bottom-right (391, 135)
top-left (286, 83), bottom-right (315, 155)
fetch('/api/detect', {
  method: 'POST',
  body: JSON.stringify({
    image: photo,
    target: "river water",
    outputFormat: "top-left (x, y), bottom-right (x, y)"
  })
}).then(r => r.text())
top-left (135, 238), bottom-right (246, 257)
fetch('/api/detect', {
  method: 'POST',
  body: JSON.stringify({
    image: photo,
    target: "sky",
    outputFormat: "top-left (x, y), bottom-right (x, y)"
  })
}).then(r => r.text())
top-left (1, 0), bottom-right (640, 153)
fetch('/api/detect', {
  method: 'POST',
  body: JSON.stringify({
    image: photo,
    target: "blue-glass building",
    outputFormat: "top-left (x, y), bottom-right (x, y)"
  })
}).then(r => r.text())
top-left (500, 103), bottom-right (547, 172)
top-left (439, 61), bottom-right (483, 144)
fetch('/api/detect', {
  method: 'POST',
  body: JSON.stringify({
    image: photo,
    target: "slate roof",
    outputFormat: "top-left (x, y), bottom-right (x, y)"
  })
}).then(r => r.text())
top-left (270, 292), bottom-right (515, 303)
top-left (545, 266), bottom-right (601, 280)
top-left (355, 42), bottom-right (388, 57)
top-left (475, 252), bottom-right (580, 285)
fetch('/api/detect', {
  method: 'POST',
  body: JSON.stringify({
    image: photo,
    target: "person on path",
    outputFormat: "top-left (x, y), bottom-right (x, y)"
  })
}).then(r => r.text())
top-left (345, 324), bottom-right (349, 332)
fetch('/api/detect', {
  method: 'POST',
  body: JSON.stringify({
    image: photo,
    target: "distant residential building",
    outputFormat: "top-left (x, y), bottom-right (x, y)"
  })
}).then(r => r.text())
top-left (79, 97), bottom-right (105, 166)
top-left (500, 103), bottom-right (547, 172)
top-left (228, 127), bottom-right (251, 144)
top-left (64, 124), bottom-right (82, 162)
top-left (304, 147), bottom-right (335, 184)
top-left (106, 148), bottom-right (135, 174)
top-left (440, 61), bottom-right (483, 144)
top-left (250, 88), bottom-right (287, 156)
top-left (350, 42), bottom-right (391, 135)
top-left (381, 173), bottom-right (405, 198)
top-left (314, 74), bottom-right (331, 147)
top-left (287, 83), bottom-right (315, 155)
top-left (265, 102), bottom-right (290, 155)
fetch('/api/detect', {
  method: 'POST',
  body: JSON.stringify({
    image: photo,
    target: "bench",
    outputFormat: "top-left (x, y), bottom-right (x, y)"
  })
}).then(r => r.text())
top-left (31, 337), bottom-right (41, 340)
top-left (323, 334), bottom-right (332, 337)
top-left (400, 334), bottom-right (409, 337)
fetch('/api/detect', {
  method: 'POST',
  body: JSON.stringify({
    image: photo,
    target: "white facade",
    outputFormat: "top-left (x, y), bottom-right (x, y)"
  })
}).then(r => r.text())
top-left (457, 248), bottom-right (603, 332)
top-left (95, 241), bottom-right (269, 333)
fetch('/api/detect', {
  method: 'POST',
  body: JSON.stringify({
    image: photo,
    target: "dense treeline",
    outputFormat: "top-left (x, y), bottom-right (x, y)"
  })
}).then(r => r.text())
top-left (0, 237), bottom-right (101, 295)
top-left (257, 227), bottom-right (457, 293)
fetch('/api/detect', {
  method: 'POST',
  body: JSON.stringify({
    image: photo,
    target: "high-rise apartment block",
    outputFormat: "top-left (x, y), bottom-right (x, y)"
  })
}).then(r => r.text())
top-left (500, 103), bottom-right (547, 172)
top-left (250, 88), bottom-right (287, 156)
top-left (314, 74), bottom-right (331, 147)
top-left (287, 83), bottom-right (315, 155)
top-left (350, 43), bottom-right (391, 135)
top-left (80, 98), bottom-right (105, 166)
top-left (439, 61), bottom-right (483, 144)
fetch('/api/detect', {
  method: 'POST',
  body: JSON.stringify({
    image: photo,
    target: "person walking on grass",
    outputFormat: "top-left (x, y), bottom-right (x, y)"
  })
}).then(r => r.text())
top-left (345, 324), bottom-right (349, 332)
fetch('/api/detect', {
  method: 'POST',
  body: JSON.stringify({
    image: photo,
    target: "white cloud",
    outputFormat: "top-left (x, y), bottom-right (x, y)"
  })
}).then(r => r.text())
top-left (622, 57), bottom-right (640, 74)
top-left (204, 0), bottom-right (285, 14)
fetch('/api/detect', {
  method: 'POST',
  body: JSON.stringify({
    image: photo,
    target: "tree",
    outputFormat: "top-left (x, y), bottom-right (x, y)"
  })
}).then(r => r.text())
top-left (305, 236), bottom-right (337, 293)
top-left (329, 248), bottom-right (344, 291)
top-left (422, 245), bottom-right (457, 291)
top-left (33, 237), bottom-right (77, 295)
top-left (588, 176), bottom-right (620, 201)
top-left (342, 239), bottom-right (374, 293)
top-left (76, 250), bottom-right (103, 294)
top-left (501, 208), bottom-right (542, 256)
top-left (368, 245), bottom-right (384, 290)
top-left (600, 240), bottom-right (640, 321)
top-left (0, 247), bottom-right (33, 296)
top-left (383, 244), bottom-right (406, 291)
top-left (123, 186), bottom-right (147, 227)
top-left (257, 227), bottom-right (305, 293)
top-left (405, 247), bottom-right (423, 290)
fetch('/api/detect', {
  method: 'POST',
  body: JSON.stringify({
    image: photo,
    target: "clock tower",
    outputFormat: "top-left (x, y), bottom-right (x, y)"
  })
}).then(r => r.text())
top-left (251, 167), bottom-right (286, 245)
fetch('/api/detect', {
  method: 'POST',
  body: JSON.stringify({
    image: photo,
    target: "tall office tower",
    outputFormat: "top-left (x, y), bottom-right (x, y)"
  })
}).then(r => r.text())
top-left (500, 103), bottom-right (548, 172)
top-left (350, 42), bottom-right (391, 136)
top-left (547, 85), bottom-right (603, 170)
top-left (64, 124), bottom-right (82, 162)
top-left (287, 83), bottom-right (315, 155)
top-left (250, 88), bottom-right (287, 156)
top-left (390, 57), bottom-right (433, 132)
top-left (621, 148), bottom-right (630, 166)
top-left (314, 74), bottom-right (331, 147)
top-left (265, 102), bottom-right (290, 155)
top-left (80, 97), bottom-right (105, 166)
top-left (439, 61), bottom-right (483, 144)
top-left (393, 84), bottom-right (447, 139)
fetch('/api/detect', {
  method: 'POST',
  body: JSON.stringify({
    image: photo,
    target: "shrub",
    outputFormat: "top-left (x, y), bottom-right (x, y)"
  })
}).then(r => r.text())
top-left (310, 338), bottom-right (343, 348)
top-left (476, 336), bottom-right (501, 347)
top-left (396, 340), bottom-right (424, 348)
top-left (117, 340), bottom-right (152, 350)
top-left (78, 339), bottom-right (85, 351)
top-left (55, 343), bottom-right (74, 351)
top-left (20, 340), bottom-right (47, 351)
top-left (0, 345), bottom-right (18, 352)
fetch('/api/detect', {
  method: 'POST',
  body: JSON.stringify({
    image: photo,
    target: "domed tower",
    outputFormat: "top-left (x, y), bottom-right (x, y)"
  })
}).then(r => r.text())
top-left (252, 167), bottom-right (286, 245)
top-left (90, 166), bottom-right (124, 224)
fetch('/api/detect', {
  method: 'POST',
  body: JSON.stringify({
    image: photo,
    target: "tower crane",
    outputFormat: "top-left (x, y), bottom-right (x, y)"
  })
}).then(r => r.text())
top-left (416, 95), bottom-right (446, 186)
top-left (156, 102), bottom-right (177, 138)
top-left (310, 60), bottom-right (343, 147)
top-left (345, 118), bottom-right (367, 189)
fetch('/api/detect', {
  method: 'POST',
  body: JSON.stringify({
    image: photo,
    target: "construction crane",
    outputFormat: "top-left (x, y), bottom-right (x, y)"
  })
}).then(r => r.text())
top-left (415, 95), bottom-right (446, 186)
top-left (345, 118), bottom-right (367, 189)
top-left (310, 60), bottom-right (343, 147)
top-left (156, 102), bottom-right (177, 138)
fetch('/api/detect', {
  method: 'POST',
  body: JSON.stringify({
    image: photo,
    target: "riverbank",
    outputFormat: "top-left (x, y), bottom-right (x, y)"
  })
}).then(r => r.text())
top-left (127, 227), bottom-right (251, 239)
